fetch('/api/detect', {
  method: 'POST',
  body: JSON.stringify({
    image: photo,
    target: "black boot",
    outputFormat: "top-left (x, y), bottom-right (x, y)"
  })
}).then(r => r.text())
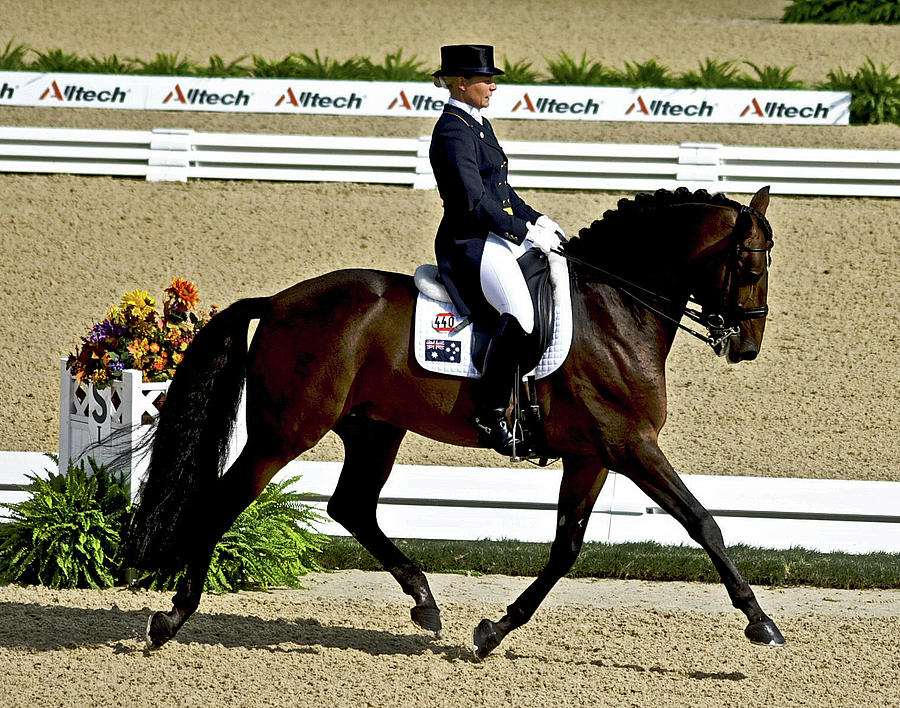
top-left (473, 313), bottom-right (528, 457)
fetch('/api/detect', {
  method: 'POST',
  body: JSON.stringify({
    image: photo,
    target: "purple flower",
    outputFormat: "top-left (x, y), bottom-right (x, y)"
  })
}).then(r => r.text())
top-left (85, 319), bottom-right (126, 344)
top-left (107, 360), bottom-right (125, 372)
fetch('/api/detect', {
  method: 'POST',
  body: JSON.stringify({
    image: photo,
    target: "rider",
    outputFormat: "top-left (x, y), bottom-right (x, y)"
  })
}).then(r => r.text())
top-left (429, 44), bottom-right (565, 456)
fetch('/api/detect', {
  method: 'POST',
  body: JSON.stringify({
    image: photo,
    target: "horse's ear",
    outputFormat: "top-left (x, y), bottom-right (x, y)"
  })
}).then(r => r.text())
top-left (750, 186), bottom-right (770, 215)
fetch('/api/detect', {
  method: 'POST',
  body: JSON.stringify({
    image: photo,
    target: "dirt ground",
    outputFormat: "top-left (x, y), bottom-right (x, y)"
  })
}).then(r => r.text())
top-left (1, 2), bottom-right (899, 705)
top-left (1, 572), bottom-right (899, 707)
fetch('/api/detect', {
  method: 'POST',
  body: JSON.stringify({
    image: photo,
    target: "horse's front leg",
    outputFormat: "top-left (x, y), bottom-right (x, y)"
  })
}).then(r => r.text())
top-left (473, 456), bottom-right (608, 660)
top-left (619, 436), bottom-right (785, 647)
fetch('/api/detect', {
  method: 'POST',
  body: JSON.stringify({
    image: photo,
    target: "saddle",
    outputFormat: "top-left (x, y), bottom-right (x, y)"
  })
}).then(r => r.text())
top-left (413, 250), bottom-right (573, 462)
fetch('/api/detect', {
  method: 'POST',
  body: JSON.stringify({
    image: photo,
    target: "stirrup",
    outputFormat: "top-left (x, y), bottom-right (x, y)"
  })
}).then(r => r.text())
top-left (474, 409), bottom-right (532, 459)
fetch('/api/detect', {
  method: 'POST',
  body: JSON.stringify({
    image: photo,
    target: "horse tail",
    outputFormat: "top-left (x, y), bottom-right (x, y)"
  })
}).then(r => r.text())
top-left (124, 296), bottom-right (269, 569)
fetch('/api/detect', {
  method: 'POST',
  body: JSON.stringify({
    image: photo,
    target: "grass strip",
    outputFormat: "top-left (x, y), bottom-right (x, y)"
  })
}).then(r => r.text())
top-left (320, 536), bottom-right (900, 589)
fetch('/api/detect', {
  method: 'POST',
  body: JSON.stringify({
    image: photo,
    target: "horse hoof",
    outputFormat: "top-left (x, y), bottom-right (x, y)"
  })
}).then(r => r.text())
top-left (145, 611), bottom-right (177, 649)
top-left (411, 605), bottom-right (442, 638)
top-left (472, 619), bottom-right (502, 661)
top-left (745, 619), bottom-right (785, 647)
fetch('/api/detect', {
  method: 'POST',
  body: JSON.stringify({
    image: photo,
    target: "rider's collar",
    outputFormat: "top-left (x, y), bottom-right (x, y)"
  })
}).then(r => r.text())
top-left (447, 98), bottom-right (483, 125)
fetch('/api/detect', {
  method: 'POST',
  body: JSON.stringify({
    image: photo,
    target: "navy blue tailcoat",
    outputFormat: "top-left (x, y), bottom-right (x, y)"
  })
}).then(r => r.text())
top-left (429, 104), bottom-right (542, 319)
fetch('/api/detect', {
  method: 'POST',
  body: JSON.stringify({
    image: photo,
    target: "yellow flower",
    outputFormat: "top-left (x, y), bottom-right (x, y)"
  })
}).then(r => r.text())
top-left (120, 289), bottom-right (156, 318)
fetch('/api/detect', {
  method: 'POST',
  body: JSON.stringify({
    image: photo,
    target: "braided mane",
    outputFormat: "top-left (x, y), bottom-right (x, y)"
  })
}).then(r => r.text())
top-left (568, 187), bottom-right (742, 257)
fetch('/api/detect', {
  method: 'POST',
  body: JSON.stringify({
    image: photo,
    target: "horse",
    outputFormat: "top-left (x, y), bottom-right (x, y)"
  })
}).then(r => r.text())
top-left (124, 185), bottom-right (783, 660)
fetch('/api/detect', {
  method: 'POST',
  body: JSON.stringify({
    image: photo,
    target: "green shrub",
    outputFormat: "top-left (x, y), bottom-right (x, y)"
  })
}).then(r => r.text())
top-left (546, 51), bottom-right (616, 85)
top-left (783, 0), bottom-right (900, 24)
top-left (132, 52), bottom-right (197, 76)
top-left (292, 50), bottom-right (367, 80)
top-left (676, 58), bottom-right (751, 88)
top-left (0, 458), bottom-right (325, 593)
top-left (620, 59), bottom-right (674, 87)
top-left (744, 62), bottom-right (805, 89)
top-left (501, 56), bottom-right (541, 84)
top-left (194, 54), bottom-right (251, 78)
top-left (821, 58), bottom-right (900, 123)
top-left (138, 474), bottom-right (326, 593)
top-left (0, 39), bottom-right (29, 70)
top-left (86, 54), bottom-right (137, 74)
top-left (0, 458), bottom-right (129, 589)
top-left (361, 49), bottom-right (430, 81)
top-left (31, 48), bottom-right (90, 73)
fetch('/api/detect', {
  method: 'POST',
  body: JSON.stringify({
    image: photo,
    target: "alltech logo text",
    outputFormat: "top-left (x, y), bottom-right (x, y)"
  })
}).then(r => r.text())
top-left (39, 80), bottom-right (127, 104)
top-left (163, 84), bottom-right (250, 107)
top-left (276, 88), bottom-right (362, 110)
top-left (512, 92), bottom-right (600, 116)
top-left (741, 97), bottom-right (831, 120)
top-left (626, 95), bottom-right (713, 118)
top-left (388, 90), bottom-right (444, 112)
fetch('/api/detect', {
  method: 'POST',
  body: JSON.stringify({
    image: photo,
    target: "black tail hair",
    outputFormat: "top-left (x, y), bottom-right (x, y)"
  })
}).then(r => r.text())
top-left (123, 297), bottom-right (269, 569)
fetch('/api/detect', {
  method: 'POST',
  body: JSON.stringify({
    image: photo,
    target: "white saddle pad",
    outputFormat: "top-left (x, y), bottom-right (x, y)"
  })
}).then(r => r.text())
top-left (413, 253), bottom-right (573, 379)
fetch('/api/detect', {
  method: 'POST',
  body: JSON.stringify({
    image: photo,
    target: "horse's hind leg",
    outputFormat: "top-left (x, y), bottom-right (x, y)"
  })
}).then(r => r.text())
top-left (328, 415), bottom-right (442, 636)
top-left (473, 455), bottom-right (608, 660)
top-left (146, 440), bottom-right (295, 648)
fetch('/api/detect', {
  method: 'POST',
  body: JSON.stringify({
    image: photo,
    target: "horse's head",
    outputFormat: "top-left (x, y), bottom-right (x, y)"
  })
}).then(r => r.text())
top-left (691, 187), bottom-right (773, 363)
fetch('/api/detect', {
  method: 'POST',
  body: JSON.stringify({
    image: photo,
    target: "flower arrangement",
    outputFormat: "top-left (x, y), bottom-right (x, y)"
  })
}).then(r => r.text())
top-left (67, 278), bottom-right (217, 388)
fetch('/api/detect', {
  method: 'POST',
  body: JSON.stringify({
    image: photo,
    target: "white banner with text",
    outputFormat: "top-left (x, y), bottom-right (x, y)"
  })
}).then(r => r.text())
top-left (0, 72), bottom-right (851, 125)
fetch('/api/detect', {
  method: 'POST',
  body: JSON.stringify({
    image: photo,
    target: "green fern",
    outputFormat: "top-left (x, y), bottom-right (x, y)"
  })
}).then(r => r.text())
top-left (31, 48), bottom-right (90, 73)
top-left (86, 54), bottom-right (136, 74)
top-left (546, 51), bottom-right (616, 85)
top-left (676, 58), bottom-right (751, 88)
top-left (620, 59), bottom-right (674, 87)
top-left (194, 54), bottom-right (251, 77)
top-left (501, 56), bottom-right (540, 84)
top-left (821, 58), bottom-right (900, 124)
top-left (362, 49), bottom-right (429, 81)
top-left (0, 459), bottom-right (129, 589)
top-left (140, 475), bottom-right (326, 593)
top-left (0, 39), bottom-right (30, 70)
top-left (745, 62), bottom-right (804, 89)
top-left (132, 52), bottom-right (197, 76)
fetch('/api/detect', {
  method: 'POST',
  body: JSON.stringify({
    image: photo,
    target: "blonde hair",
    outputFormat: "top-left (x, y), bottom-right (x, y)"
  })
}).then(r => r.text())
top-left (433, 75), bottom-right (455, 90)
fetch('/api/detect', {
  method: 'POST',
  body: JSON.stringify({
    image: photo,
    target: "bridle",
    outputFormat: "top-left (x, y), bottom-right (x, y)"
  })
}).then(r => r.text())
top-left (554, 205), bottom-right (774, 354)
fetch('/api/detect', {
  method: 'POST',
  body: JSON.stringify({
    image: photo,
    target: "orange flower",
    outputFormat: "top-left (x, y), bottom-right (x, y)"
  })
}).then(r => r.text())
top-left (166, 278), bottom-right (200, 310)
top-left (149, 342), bottom-right (160, 353)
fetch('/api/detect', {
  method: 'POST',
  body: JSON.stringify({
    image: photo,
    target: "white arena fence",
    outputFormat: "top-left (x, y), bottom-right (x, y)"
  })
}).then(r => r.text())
top-left (0, 362), bottom-right (898, 555)
top-left (0, 126), bottom-right (898, 197)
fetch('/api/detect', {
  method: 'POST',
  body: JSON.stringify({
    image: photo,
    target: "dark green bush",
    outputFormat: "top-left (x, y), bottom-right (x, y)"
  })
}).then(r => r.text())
top-left (0, 458), bottom-right (129, 589)
top-left (545, 51), bottom-right (617, 85)
top-left (783, 0), bottom-right (900, 24)
top-left (136, 474), bottom-right (326, 593)
top-left (0, 459), bottom-right (326, 593)
top-left (501, 57), bottom-right (540, 84)
top-left (821, 58), bottom-right (900, 123)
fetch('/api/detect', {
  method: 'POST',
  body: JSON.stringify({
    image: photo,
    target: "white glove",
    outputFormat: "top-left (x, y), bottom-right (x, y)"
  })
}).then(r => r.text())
top-left (537, 214), bottom-right (566, 240)
top-left (526, 222), bottom-right (561, 254)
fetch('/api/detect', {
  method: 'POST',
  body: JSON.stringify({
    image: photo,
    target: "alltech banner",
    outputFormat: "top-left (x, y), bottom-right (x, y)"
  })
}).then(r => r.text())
top-left (0, 72), bottom-right (851, 125)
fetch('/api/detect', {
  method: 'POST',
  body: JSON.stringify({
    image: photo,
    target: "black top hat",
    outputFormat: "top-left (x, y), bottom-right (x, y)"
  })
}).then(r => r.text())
top-left (433, 44), bottom-right (504, 77)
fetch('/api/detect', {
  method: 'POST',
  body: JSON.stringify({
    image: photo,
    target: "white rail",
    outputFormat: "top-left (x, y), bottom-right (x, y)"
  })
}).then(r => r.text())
top-left (2, 453), bottom-right (899, 554)
top-left (0, 126), bottom-right (898, 197)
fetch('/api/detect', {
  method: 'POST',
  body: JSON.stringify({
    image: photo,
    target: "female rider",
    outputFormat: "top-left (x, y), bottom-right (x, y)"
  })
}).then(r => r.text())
top-left (429, 44), bottom-right (564, 456)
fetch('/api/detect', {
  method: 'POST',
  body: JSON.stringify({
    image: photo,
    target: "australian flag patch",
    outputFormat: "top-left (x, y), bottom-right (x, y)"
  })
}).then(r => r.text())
top-left (424, 339), bottom-right (461, 363)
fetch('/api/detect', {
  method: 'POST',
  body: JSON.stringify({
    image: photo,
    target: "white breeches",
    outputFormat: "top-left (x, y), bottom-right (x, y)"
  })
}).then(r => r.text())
top-left (480, 233), bottom-right (535, 334)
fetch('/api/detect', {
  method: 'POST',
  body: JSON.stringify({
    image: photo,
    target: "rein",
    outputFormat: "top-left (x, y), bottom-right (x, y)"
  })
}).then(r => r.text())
top-left (553, 206), bottom-right (772, 353)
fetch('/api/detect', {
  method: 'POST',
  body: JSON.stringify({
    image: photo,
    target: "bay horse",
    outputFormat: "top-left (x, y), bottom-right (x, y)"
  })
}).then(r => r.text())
top-left (125, 186), bottom-right (784, 659)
